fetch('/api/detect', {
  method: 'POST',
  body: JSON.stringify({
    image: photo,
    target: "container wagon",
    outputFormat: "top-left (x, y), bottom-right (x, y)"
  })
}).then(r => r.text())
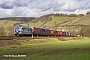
top-left (46, 29), bottom-right (50, 36)
top-left (59, 31), bottom-right (64, 36)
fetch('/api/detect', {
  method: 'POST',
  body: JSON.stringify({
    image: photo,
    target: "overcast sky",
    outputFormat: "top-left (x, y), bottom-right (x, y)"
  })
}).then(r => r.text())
top-left (0, 0), bottom-right (90, 18)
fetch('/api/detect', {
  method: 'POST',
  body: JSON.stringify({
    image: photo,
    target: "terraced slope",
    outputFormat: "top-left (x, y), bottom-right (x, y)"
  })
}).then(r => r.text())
top-left (52, 16), bottom-right (78, 27)
top-left (74, 14), bottom-right (90, 25)
top-left (39, 16), bottom-right (78, 29)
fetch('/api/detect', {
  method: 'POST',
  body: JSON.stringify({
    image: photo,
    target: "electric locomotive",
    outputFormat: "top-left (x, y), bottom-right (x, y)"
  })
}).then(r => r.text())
top-left (14, 25), bottom-right (32, 36)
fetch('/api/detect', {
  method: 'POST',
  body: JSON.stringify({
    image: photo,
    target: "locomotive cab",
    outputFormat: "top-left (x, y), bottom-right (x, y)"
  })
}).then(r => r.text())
top-left (14, 26), bottom-right (22, 36)
top-left (14, 25), bottom-right (33, 36)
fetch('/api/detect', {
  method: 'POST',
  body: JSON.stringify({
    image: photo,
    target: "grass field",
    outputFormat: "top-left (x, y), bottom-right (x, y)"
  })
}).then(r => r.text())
top-left (0, 37), bottom-right (90, 60)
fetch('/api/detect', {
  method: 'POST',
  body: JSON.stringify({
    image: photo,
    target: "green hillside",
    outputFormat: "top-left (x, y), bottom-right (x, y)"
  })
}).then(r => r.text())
top-left (0, 20), bottom-right (21, 28)
top-left (27, 16), bottom-right (78, 29)
top-left (74, 14), bottom-right (90, 25)
top-left (0, 17), bottom-right (35, 28)
top-left (0, 14), bottom-right (90, 36)
top-left (52, 16), bottom-right (78, 26)
top-left (59, 14), bottom-right (90, 25)
top-left (26, 14), bottom-right (90, 37)
top-left (0, 17), bottom-right (35, 23)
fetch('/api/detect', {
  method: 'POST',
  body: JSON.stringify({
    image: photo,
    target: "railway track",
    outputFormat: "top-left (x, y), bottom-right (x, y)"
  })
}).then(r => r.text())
top-left (0, 36), bottom-right (76, 40)
top-left (0, 36), bottom-right (61, 40)
top-left (0, 36), bottom-right (40, 40)
top-left (0, 36), bottom-right (14, 40)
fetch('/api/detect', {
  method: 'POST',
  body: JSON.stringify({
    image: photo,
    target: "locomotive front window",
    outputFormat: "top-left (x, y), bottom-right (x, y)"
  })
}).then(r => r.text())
top-left (22, 28), bottom-right (29, 31)
top-left (15, 28), bottom-right (19, 30)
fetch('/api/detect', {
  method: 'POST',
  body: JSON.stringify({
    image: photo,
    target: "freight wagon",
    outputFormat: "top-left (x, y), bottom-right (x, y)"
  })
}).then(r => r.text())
top-left (33, 27), bottom-right (40, 36)
top-left (40, 28), bottom-right (46, 36)
top-left (46, 29), bottom-right (50, 36)
top-left (59, 31), bottom-right (64, 36)
top-left (50, 30), bottom-right (55, 36)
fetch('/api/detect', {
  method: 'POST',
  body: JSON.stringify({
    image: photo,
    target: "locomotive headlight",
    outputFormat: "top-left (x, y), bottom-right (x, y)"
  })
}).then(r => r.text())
top-left (17, 31), bottom-right (19, 32)
top-left (15, 30), bottom-right (21, 34)
top-left (15, 30), bottom-right (19, 33)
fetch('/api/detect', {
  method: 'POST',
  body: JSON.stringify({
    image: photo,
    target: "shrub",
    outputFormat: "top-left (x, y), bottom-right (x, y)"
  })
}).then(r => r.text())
top-left (80, 26), bottom-right (90, 37)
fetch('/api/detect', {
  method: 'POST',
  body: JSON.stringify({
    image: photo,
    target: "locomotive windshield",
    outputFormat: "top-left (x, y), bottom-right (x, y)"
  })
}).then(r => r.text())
top-left (15, 28), bottom-right (20, 30)
top-left (22, 28), bottom-right (29, 32)
top-left (15, 26), bottom-right (22, 30)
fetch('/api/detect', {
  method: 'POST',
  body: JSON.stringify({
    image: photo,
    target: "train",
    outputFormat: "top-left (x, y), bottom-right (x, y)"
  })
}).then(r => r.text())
top-left (14, 25), bottom-right (75, 37)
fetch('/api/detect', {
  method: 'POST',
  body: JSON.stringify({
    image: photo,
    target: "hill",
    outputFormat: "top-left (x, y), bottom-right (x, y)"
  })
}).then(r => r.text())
top-left (27, 14), bottom-right (79, 29)
top-left (0, 13), bottom-right (90, 37)
top-left (74, 14), bottom-right (90, 25)
top-left (0, 17), bottom-right (35, 23)
top-left (26, 14), bottom-right (90, 37)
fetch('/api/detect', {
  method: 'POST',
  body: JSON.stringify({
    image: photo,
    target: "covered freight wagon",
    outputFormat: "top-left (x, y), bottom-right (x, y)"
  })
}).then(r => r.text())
top-left (55, 31), bottom-right (59, 36)
top-left (40, 28), bottom-right (46, 35)
top-left (33, 27), bottom-right (40, 36)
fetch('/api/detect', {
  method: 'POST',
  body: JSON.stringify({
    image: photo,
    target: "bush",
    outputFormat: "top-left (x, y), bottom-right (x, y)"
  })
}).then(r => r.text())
top-left (80, 26), bottom-right (90, 37)
top-left (0, 26), bottom-right (7, 36)
top-left (6, 26), bottom-right (14, 36)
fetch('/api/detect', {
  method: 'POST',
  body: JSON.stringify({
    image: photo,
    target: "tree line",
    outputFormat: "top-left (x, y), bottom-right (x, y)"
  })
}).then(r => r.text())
top-left (0, 17), bottom-right (36, 23)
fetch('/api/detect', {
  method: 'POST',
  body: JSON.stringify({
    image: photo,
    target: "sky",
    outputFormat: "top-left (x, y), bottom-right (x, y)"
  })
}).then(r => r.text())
top-left (0, 0), bottom-right (90, 18)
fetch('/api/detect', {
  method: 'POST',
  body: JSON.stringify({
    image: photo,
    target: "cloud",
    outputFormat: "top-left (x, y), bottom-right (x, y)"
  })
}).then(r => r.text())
top-left (79, 0), bottom-right (90, 9)
top-left (0, 0), bottom-right (36, 9)
top-left (12, 7), bottom-right (40, 17)
top-left (37, 0), bottom-right (52, 11)
top-left (0, 0), bottom-right (90, 18)
top-left (37, 0), bottom-right (79, 12)
top-left (37, 0), bottom-right (90, 14)
top-left (0, 8), bottom-right (12, 17)
top-left (14, 0), bottom-right (33, 7)
top-left (0, 0), bottom-right (14, 9)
